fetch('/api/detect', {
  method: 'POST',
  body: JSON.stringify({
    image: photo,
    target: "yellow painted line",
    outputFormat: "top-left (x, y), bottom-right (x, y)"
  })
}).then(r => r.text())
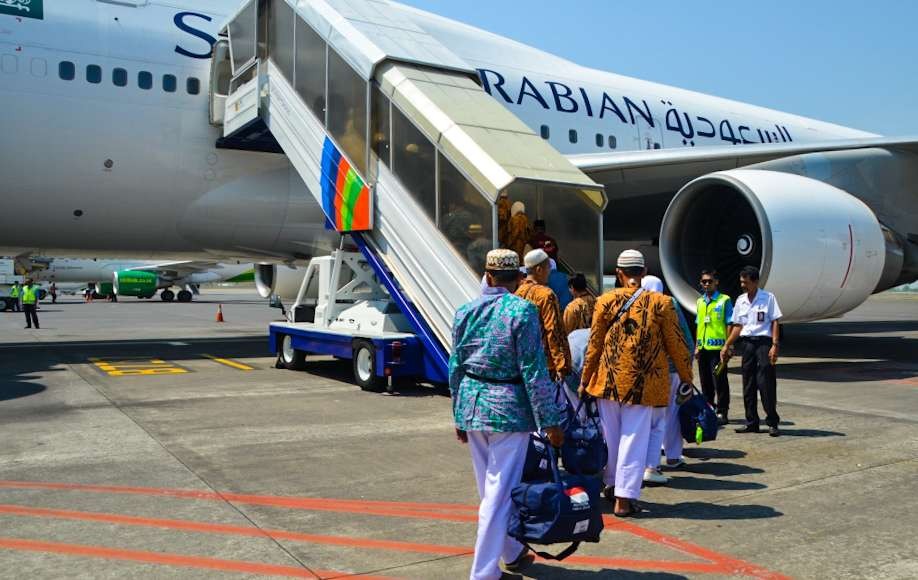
top-left (203, 355), bottom-right (254, 371)
top-left (90, 358), bottom-right (189, 377)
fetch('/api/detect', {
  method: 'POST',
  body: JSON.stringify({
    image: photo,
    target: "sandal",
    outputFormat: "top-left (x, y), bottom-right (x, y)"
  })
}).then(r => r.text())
top-left (613, 498), bottom-right (642, 518)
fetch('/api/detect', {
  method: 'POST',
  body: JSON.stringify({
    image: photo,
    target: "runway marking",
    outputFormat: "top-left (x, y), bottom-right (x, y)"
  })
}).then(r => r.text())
top-left (203, 354), bottom-right (255, 371)
top-left (0, 536), bottom-right (397, 579)
top-left (89, 357), bottom-right (188, 377)
top-left (0, 480), bottom-right (788, 578)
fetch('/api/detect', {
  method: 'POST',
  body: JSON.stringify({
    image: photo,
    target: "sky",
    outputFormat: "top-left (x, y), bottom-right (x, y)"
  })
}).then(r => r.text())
top-left (397, 0), bottom-right (918, 136)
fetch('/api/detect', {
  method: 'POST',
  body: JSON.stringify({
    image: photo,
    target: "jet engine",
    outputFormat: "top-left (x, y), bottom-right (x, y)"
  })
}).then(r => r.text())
top-left (113, 270), bottom-right (158, 298)
top-left (660, 169), bottom-right (889, 322)
top-left (254, 264), bottom-right (303, 299)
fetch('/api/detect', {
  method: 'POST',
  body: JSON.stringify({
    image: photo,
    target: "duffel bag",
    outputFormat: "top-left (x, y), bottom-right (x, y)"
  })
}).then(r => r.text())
top-left (678, 386), bottom-right (719, 444)
top-left (561, 396), bottom-right (607, 476)
top-left (509, 444), bottom-right (604, 560)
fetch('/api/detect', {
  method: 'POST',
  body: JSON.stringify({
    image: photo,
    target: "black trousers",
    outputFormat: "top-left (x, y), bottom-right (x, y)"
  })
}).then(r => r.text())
top-left (740, 337), bottom-right (779, 427)
top-left (13, 298), bottom-right (21, 312)
top-left (698, 349), bottom-right (730, 413)
top-left (23, 304), bottom-right (39, 328)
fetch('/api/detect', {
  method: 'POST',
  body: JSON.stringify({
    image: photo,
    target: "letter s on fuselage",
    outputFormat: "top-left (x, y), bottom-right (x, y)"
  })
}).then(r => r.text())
top-left (174, 11), bottom-right (217, 59)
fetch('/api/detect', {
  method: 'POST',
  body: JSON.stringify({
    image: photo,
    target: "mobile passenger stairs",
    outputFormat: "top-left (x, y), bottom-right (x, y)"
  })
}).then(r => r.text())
top-left (213, 0), bottom-right (607, 391)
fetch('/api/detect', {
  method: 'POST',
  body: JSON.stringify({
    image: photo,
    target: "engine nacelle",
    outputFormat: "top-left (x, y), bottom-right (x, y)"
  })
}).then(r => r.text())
top-left (113, 270), bottom-right (158, 297)
top-left (254, 264), bottom-right (303, 299)
top-left (660, 169), bottom-right (886, 322)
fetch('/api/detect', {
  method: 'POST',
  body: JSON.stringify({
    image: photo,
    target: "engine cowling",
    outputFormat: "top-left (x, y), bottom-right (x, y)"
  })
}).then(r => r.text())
top-left (254, 264), bottom-right (302, 299)
top-left (660, 169), bottom-right (886, 322)
top-left (113, 270), bottom-right (158, 297)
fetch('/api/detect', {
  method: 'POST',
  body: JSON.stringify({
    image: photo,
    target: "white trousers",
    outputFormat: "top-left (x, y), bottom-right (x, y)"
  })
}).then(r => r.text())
top-left (646, 373), bottom-right (684, 468)
top-left (468, 431), bottom-right (529, 580)
top-left (597, 399), bottom-right (652, 499)
top-left (663, 373), bottom-right (685, 461)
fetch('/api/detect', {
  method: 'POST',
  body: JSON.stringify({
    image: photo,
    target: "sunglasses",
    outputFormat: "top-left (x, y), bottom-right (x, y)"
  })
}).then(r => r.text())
top-left (700, 280), bottom-right (714, 285)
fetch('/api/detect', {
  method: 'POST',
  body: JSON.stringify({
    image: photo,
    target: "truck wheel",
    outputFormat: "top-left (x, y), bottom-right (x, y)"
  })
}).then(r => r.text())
top-left (161, 289), bottom-right (175, 302)
top-left (279, 334), bottom-right (306, 370)
top-left (353, 340), bottom-right (383, 392)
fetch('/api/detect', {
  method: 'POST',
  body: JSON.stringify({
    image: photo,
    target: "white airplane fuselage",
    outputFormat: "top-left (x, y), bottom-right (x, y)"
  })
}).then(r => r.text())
top-left (0, 0), bottom-right (875, 263)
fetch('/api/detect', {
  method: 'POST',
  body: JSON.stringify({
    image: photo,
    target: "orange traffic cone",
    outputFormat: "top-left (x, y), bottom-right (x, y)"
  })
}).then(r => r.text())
top-left (216, 304), bottom-right (225, 323)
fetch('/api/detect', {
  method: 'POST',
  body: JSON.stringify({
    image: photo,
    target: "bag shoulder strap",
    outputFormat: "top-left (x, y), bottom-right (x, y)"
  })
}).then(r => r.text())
top-left (610, 288), bottom-right (644, 325)
top-left (523, 541), bottom-right (581, 561)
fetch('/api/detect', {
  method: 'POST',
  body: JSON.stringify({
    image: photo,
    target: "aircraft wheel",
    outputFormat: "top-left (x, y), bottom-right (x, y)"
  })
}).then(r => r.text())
top-left (278, 334), bottom-right (306, 370)
top-left (353, 340), bottom-right (383, 392)
top-left (160, 289), bottom-right (175, 302)
top-left (177, 290), bottom-right (193, 303)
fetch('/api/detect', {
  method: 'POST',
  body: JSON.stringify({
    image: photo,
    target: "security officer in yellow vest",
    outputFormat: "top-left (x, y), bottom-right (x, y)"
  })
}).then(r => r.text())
top-left (695, 270), bottom-right (733, 425)
top-left (21, 278), bottom-right (40, 329)
top-left (9, 280), bottom-right (22, 312)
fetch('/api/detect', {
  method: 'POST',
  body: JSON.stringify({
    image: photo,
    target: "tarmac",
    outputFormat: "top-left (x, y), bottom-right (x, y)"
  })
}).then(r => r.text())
top-left (0, 289), bottom-right (915, 579)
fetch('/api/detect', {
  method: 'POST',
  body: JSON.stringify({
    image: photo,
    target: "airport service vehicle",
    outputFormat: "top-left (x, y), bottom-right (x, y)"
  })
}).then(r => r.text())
top-left (26, 257), bottom-right (253, 302)
top-left (0, 259), bottom-right (24, 311)
top-left (1, 0), bottom-right (917, 360)
top-left (269, 245), bottom-right (443, 391)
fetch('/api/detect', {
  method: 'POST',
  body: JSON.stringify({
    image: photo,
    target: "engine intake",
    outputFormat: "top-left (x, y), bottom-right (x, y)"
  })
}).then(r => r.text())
top-left (660, 169), bottom-right (886, 322)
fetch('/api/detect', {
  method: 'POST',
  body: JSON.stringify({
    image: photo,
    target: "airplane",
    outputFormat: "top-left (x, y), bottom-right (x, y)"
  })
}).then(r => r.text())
top-left (24, 257), bottom-right (254, 302)
top-left (0, 0), bottom-right (915, 324)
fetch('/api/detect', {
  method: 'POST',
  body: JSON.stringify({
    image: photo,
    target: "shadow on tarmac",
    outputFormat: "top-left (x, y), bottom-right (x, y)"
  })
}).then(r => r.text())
top-left (681, 448), bottom-right (747, 460)
top-left (664, 476), bottom-right (766, 492)
top-left (682, 462), bottom-right (765, 477)
top-left (0, 381), bottom-right (46, 402)
top-left (637, 501), bottom-right (783, 521)
top-left (526, 565), bottom-right (688, 579)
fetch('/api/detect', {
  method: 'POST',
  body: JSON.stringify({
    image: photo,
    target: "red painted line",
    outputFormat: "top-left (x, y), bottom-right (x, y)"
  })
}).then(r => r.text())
top-left (840, 223), bottom-right (854, 288)
top-left (0, 481), bottom-right (785, 578)
top-left (0, 537), bottom-right (397, 579)
top-left (0, 503), bottom-right (725, 574)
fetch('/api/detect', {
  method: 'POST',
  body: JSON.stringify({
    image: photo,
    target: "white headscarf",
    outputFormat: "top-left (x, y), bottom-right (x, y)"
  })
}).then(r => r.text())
top-left (511, 201), bottom-right (525, 217)
top-left (641, 275), bottom-right (664, 293)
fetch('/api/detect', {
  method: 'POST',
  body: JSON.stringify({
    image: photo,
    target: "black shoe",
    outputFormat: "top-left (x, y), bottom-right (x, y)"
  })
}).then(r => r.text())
top-left (602, 485), bottom-right (615, 503)
top-left (735, 425), bottom-right (760, 433)
top-left (716, 412), bottom-right (728, 426)
top-left (24, 326), bottom-right (31, 329)
top-left (769, 426), bottom-right (780, 437)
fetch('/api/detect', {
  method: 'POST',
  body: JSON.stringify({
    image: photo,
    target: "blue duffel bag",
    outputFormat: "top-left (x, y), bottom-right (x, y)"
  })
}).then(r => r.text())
top-left (678, 385), bottom-right (719, 444)
top-left (561, 396), bottom-right (607, 476)
top-left (509, 443), bottom-right (604, 560)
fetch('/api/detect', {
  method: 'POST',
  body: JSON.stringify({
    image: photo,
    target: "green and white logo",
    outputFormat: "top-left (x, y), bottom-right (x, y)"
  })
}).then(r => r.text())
top-left (0, 0), bottom-right (43, 20)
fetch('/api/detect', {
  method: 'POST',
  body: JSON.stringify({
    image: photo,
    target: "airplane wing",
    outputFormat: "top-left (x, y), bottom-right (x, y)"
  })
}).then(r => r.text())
top-left (126, 261), bottom-right (221, 281)
top-left (568, 135), bottom-right (918, 241)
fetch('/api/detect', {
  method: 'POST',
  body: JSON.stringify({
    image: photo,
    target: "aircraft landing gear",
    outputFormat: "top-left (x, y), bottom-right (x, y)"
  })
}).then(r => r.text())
top-left (177, 290), bottom-right (193, 303)
top-left (160, 289), bottom-right (175, 302)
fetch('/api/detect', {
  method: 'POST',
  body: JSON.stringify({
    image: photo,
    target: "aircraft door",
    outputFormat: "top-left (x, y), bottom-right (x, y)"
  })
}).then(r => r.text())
top-left (209, 39), bottom-right (231, 126)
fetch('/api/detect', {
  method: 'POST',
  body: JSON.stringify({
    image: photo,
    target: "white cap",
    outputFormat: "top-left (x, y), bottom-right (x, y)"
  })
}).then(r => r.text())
top-left (641, 275), bottom-right (663, 293)
top-left (524, 248), bottom-right (550, 269)
top-left (616, 249), bottom-right (645, 269)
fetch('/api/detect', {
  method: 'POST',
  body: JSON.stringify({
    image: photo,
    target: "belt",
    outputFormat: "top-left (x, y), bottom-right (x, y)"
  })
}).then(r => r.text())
top-left (464, 371), bottom-right (522, 385)
top-left (742, 336), bottom-right (772, 343)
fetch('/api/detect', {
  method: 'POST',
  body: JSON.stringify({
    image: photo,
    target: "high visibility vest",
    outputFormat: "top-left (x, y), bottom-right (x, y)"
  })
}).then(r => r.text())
top-left (9, 285), bottom-right (20, 298)
top-left (696, 293), bottom-right (730, 350)
top-left (21, 285), bottom-right (38, 305)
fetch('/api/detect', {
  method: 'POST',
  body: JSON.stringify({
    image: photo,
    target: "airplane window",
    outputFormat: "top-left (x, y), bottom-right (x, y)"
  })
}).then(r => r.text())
top-left (163, 74), bottom-right (177, 93)
top-left (608, 135), bottom-right (617, 149)
top-left (59, 61), bottom-right (75, 81)
top-left (138, 71), bottom-right (152, 90)
top-left (569, 129), bottom-right (578, 144)
top-left (595, 133), bottom-right (603, 147)
top-left (86, 64), bottom-right (102, 84)
top-left (112, 68), bottom-right (127, 87)
top-left (540, 125), bottom-right (550, 140)
top-left (186, 77), bottom-right (200, 95)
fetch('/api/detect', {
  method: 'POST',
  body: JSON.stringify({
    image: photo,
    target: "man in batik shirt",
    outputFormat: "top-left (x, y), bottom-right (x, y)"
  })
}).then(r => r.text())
top-left (517, 249), bottom-right (572, 383)
top-left (450, 249), bottom-right (564, 580)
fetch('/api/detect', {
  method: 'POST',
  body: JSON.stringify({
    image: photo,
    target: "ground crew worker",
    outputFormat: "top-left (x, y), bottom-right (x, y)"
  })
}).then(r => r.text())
top-left (21, 278), bottom-right (40, 329)
top-left (696, 270), bottom-right (733, 425)
top-left (722, 265), bottom-right (783, 437)
top-left (579, 250), bottom-right (692, 516)
top-left (517, 249), bottom-right (572, 382)
top-left (497, 191), bottom-right (511, 247)
top-left (505, 202), bottom-right (532, 260)
top-left (9, 280), bottom-right (21, 312)
top-left (563, 273), bottom-right (595, 334)
top-left (450, 249), bottom-right (563, 579)
top-left (50, 282), bottom-right (58, 304)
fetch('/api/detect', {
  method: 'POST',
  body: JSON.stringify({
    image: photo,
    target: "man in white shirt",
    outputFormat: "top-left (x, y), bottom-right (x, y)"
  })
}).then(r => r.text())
top-left (722, 266), bottom-right (783, 437)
